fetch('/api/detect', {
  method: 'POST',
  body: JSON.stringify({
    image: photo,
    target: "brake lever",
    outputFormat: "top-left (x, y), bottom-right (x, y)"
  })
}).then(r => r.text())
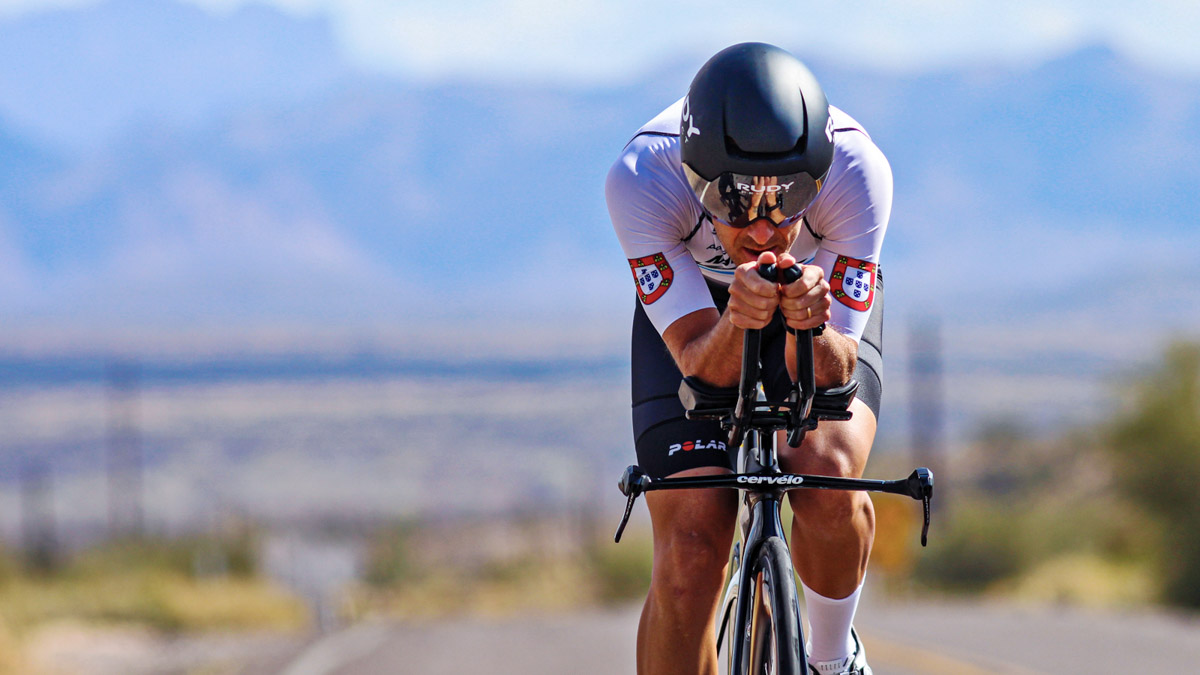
top-left (904, 468), bottom-right (935, 546)
top-left (614, 466), bottom-right (649, 543)
top-left (614, 493), bottom-right (637, 543)
top-left (921, 492), bottom-right (931, 547)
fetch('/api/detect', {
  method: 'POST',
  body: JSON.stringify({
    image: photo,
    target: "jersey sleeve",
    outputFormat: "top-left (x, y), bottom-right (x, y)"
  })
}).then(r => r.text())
top-left (805, 130), bottom-right (893, 342)
top-left (605, 135), bottom-right (717, 336)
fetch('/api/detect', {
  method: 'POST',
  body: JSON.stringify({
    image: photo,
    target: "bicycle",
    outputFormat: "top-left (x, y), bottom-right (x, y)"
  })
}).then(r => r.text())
top-left (614, 262), bottom-right (934, 675)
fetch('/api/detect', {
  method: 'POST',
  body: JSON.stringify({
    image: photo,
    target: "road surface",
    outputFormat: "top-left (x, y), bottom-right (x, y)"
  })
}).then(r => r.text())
top-left (273, 596), bottom-right (1200, 674)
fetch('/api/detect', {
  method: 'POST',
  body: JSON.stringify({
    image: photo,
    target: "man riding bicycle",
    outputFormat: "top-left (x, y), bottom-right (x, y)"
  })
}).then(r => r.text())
top-left (605, 43), bottom-right (891, 675)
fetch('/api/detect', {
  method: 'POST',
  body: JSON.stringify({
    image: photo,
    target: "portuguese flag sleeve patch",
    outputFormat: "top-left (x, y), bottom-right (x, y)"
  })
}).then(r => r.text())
top-left (830, 255), bottom-right (877, 311)
top-left (628, 253), bottom-right (674, 304)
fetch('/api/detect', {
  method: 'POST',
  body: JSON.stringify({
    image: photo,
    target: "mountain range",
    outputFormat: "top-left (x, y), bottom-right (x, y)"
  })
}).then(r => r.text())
top-left (1, 0), bottom-right (1198, 361)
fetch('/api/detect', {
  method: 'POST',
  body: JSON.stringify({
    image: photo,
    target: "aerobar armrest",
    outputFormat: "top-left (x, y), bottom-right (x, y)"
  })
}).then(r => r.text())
top-left (679, 376), bottom-right (738, 412)
top-left (680, 376), bottom-right (858, 420)
top-left (810, 380), bottom-right (859, 420)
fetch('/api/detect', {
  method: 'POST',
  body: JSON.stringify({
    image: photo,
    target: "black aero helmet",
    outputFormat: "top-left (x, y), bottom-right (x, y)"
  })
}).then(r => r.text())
top-left (681, 42), bottom-right (833, 228)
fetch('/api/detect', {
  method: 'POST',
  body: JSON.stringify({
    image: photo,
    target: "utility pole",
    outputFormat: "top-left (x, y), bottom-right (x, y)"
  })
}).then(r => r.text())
top-left (908, 318), bottom-right (947, 510)
top-left (106, 360), bottom-right (143, 539)
top-left (20, 456), bottom-right (57, 572)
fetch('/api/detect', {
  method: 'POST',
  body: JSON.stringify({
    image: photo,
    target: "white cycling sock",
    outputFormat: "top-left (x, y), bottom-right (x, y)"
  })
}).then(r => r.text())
top-left (801, 579), bottom-right (862, 665)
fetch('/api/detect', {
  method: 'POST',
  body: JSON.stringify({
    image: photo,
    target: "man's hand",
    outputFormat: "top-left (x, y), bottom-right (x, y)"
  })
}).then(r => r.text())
top-left (778, 254), bottom-right (831, 331)
top-left (728, 252), bottom-right (831, 331)
top-left (727, 252), bottom-right (784, 329)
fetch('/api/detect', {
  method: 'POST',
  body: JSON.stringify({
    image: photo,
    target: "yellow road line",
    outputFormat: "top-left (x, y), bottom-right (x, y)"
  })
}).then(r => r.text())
top-left (860, 629), bottom-right (1046, 675)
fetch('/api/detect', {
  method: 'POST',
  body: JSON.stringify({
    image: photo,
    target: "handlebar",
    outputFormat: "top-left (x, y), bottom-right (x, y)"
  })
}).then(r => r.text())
top-left (614, 464), bottom-right (935, 546)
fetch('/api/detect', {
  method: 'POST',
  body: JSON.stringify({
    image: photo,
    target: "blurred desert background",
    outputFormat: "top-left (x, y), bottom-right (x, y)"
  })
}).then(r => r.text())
top-left (1, 1), bottom-right (1199, 672)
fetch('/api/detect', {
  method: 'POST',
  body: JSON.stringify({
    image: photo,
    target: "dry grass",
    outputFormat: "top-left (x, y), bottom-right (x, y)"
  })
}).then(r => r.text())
top-left (345, 528), bottom-right (654, 622)
top-left (0, 614), bottom-right (25, 675)
top-left (0, 540), bottom-right (309, 671)
top-left (0, 572), bottom-right (309, 657)
top-left (998, 554), bottom-right (1156, 608)
top-left (0, 572), bottom-right (307, 635)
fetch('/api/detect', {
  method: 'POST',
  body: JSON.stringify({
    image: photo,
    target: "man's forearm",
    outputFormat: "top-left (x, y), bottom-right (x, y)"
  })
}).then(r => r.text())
top-left (672, 310), bottom-right (746, 388)
top-left (815, 329), bottom-right (858, 387)
top-left (787, 328), bottom-right (859, 388)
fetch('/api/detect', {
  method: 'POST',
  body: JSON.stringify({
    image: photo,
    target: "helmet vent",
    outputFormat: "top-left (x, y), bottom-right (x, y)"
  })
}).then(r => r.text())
top-left (723, 132), bottom-right (807, 162)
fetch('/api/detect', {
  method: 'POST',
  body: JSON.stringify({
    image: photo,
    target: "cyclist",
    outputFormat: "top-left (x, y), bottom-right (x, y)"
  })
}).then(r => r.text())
top-left (605, 43), bottom-right (890, 675)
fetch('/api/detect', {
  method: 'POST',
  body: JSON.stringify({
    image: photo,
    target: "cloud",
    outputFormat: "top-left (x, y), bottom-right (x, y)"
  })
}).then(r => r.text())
top-left (0, 0), bottom-right (88, 16)
top-left (320, 0), bottom-right (1200, 80)
top-left (4, 1), bottom-right (1198, 78)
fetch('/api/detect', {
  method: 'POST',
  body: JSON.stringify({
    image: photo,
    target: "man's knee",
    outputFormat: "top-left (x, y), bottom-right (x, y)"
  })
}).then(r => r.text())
top-left (783, 422), bottom-right (875, 538)
top-left (650, 522), bottom-right (732, 604)
top-left (646, 480), bottom-right (736, 606)
top-left (789, 488), bottom-right (874, 541)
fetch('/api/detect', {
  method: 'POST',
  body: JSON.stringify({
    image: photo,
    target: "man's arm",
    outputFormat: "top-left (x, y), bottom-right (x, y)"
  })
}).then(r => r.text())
top-left (787, 329), bottom-right (859, 388)
top-left (660, 258), bottom-right (785, 386)
top-left (663, 253), bottom-right (828, 387)
top-left (661, 307), bottom-right (742, 387)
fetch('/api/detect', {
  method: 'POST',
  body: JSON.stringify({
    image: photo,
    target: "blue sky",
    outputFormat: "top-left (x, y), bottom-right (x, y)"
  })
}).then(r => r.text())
top-left (1, 0), bottom-right (1197, 82)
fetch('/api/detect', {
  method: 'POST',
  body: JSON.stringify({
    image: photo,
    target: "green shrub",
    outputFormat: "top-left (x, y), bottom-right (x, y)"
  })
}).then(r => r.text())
top-left (0, 532), bottom-right (307, 635)
top-left (586, 536), bottom-right (653, 603)
top-left (362, 523), bottom-right (417, 587)
top-left (65, 535), bottom-right (258, 581)
top-left (914, 501), bottom-right (1028, 592)
top-left (0, 547), bottom-right (18, 587)
top-left (1107, 342), bottom-right (1200, 608)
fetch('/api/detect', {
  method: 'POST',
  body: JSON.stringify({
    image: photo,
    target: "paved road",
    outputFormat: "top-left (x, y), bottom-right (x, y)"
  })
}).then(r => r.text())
top-left (274, 597), bottom-right (1200, 674)
top-left (861, 598), bottom-right (1200, 674)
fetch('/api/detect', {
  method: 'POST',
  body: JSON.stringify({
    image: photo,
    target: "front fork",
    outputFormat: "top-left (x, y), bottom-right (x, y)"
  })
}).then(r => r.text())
top-left (715, 538), bottom-right (741, 656)
top-left (725, 495), bottom-right (790, 671)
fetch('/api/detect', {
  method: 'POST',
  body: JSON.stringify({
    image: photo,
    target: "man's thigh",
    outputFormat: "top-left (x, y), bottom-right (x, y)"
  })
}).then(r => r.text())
top-left (630, 301), bottom-right (738, 570)
top-left (778, 399), bottom-right (877, 478)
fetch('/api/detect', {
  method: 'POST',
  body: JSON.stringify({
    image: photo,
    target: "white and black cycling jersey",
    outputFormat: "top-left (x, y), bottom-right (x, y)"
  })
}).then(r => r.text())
top-left (605, 98), bottom-right (892, 342)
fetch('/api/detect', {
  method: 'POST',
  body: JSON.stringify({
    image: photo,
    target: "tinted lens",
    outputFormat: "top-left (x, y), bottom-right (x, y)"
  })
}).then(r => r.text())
top-left (684, 166), bottom-right (823, 228)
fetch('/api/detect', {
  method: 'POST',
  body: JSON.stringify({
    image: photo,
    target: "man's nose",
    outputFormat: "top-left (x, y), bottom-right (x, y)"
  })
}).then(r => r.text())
top-left (746, 219), bottom-right (775, 244)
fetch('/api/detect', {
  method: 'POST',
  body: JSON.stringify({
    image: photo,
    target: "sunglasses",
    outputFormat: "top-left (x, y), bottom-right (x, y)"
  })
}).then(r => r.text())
top-left (705, 208), bottom-right (807, 230)
top-left (684, 166), bottom-right (824, 229)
